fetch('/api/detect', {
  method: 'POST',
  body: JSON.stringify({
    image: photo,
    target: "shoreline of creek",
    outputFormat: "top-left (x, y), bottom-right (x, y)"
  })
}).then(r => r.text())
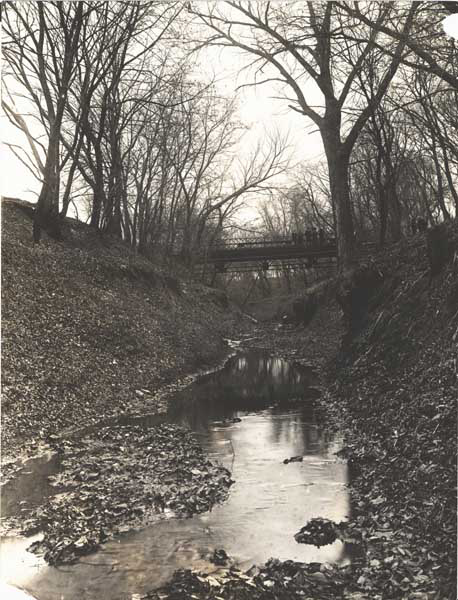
top-left (1, 329), bottom-right (351, 597)
top-left (1, 319), bottom-right (332, 485)
top-left (0, 336), bottom-right (244, 484)
top-left (1, 338), bottom-right (247, 560)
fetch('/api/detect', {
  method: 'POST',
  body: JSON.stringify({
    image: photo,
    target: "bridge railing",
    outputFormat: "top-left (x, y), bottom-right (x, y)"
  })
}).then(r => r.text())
top-left (202, 238), bottom-right (376, 265)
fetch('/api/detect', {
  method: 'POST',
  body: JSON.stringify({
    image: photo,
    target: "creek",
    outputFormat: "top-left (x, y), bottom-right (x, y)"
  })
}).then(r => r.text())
top-left (1, 348), bottom-right (350, 600)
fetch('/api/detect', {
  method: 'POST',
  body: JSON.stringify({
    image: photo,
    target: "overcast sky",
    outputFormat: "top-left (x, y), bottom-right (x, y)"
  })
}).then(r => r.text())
top-left (2, 7), bottom-right (456, 224)
top-left (0, 35), bottom-right (325, 221)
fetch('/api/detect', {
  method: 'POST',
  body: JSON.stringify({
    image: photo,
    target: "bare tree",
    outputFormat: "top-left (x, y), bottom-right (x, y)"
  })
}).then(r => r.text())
top-left (405, 73), bottom-right (457, 215)
top-left (3, 1), bottom-right (91, 240)
top-left (2, 90), bottom-right (46, 182)
top-left (161, 84), bottom-right (290, 263)
top-left (3, 1), bottom-right (185, 240)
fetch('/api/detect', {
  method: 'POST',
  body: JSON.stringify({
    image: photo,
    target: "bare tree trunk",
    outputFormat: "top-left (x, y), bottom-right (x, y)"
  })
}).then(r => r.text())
top-left (369, 149), bottom-right (388, 247)
top-left (431, 140), bottom-right (450, 220)
top-left (33, 123), bottom-right (61, 242)
top-left (440, 144), bottom-right (458, 212)
top-left (258, 270), bottom-right (272, 298)
top-left (60, 135), bottom-right (84, 218)
top-left (90, 174), bottom-right (105, 229)
top-left (324, 141), bottom-right (354, 270)
top-left (379, 191), bottom-right (388, 247)
top-left (388, 179), bottom-right (402, 241)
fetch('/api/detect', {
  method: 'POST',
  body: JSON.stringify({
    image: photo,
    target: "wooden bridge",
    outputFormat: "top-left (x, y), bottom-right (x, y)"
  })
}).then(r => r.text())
top-left (201, 237), bottom-right (376, 273)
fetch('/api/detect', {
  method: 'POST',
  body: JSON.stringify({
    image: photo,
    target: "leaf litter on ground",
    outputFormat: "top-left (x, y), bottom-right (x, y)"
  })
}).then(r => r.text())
top-left (21, 423), bottom-right (233, 565)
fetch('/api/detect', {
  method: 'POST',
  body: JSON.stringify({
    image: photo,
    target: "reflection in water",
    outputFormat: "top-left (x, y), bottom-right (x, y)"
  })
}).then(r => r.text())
top-left (1, 350), bottom-right (350, 600)
top-left (2, 453), bottom-right (64, 520)
top-left (167, 350), bottom-right (318, 430)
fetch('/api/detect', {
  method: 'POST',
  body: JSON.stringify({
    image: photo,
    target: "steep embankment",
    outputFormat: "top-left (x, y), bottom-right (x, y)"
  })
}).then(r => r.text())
top-left (329, 222), bottom-right (458, 598)
top-left (1, 199), bottom-right (239, 465)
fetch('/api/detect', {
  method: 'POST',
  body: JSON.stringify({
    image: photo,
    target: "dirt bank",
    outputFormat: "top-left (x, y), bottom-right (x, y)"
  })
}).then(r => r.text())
top-left (1, 199), bottom-right (242, 469)
top-left (326, 223), bottom-right (457, 599)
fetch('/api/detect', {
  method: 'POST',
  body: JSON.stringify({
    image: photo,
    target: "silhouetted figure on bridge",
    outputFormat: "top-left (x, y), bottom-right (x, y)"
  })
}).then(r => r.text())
top-left (292, 232), bottom-right (298, 245)
top-left (319, 228), bottom-right (325, 246)
top-left (305, 228), bottom-right (312, 247)
top-left (417, 217), bottom-right (428, 233)
top-left (311, 227), bottom-right (318, 247)
top-left (297, 232), bottom-right (304, 245)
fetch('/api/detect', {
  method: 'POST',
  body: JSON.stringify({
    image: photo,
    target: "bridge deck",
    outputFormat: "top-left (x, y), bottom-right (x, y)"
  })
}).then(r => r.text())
top-left (207, 243), bottom-right (337, 263)
top-left (204, 240), bottom-right (375, 265)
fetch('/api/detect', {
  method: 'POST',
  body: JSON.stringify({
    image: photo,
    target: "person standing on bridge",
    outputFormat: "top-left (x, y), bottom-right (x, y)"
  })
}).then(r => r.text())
top-left (305, 228), bottom-right (312, 247)
top-left (311, 227), bottom-right (318, 247)
top-left (417, 217), bottom-right (428, 233)
top-left (319, 228), bottom-right (325, 246)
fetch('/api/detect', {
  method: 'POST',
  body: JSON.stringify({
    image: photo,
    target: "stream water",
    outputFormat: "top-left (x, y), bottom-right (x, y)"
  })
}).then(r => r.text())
top-left (1, 349), bottom-right (350, 600)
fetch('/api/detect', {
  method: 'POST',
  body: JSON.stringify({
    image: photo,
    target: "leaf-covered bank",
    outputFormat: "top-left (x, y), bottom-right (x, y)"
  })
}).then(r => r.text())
top-left (1, 199), bottom-right (240, 470)
top-left (326, 223), bottom-right (458, 599)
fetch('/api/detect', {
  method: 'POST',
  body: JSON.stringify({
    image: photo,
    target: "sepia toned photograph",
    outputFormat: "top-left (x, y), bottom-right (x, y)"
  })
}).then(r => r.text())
top-left (1, 2), bottom-right (457, 599)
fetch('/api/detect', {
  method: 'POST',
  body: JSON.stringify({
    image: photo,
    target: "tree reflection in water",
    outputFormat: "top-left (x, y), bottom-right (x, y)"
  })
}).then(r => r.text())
top-left (168, 349), bottom-right (319, 433)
